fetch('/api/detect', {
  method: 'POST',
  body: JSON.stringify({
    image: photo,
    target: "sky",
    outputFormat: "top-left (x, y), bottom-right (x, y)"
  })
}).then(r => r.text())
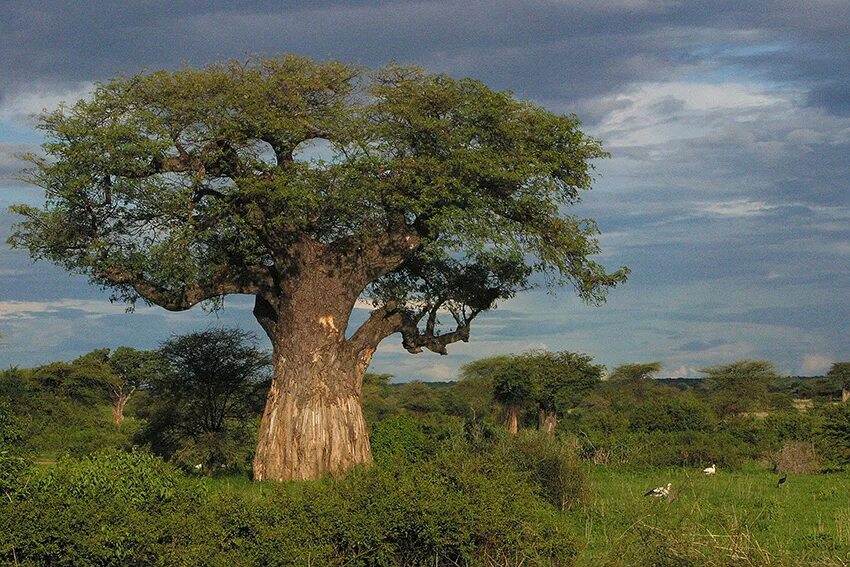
top-left (1, 1), bottom-right (849, 381)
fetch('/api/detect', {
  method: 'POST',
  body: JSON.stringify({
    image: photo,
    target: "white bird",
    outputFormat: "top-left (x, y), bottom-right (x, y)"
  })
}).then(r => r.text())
top-left (703, 463), bottom-right (717, 476)
top-left (193, 463), bottom-right (203, 470)
top-left (644, 482), bottom-right (672, 498)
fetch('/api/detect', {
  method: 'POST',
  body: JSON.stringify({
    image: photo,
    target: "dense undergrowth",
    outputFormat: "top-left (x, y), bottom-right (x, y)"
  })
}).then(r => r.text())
top-left (1, 436), bottom-right (581, 566)
top-left (3, 354), bottom-right (850, 565)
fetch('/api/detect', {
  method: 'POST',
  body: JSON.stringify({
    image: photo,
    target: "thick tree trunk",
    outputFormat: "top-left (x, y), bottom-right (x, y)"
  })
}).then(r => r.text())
top-left (252, 256), bottom-right (375, 481)
top-left (538, 409), bottom-right (557, 434)
top-left (507, 406), bottom-right (519, 435)
top-left (253, 346), bottom-right (371, 481)
top-left (843, 388), bottom-right (849, 403)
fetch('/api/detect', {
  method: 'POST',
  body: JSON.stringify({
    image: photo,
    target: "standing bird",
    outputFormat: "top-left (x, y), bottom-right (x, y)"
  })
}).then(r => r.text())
top-left (644, 483), bottom-right (672, 498)
top-left (703, 463), bottom-right (717, 476)
top-left (777, 474), bottom-right (787, 487)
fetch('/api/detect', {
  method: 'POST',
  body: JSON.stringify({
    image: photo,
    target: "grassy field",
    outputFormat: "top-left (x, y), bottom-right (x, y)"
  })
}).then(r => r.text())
top-left (576, 466), bottom-right (850, 566)
top-left (198, 464), bottom-right (850, 565)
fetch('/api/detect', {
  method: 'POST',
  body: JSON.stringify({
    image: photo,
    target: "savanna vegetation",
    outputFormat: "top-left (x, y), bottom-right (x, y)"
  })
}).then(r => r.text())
top-left (2, 336), bottom-right (850, 565)
top-left (3, 54), bottom-right (849, 565)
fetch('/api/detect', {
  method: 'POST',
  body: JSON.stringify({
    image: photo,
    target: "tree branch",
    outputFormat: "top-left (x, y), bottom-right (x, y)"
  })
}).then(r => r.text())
top-left (398, 305), bottom-right (480, 356)
top-left (347, 301), bottom-right (404, 352)
top-left (348, 300), bottom-right (482, 356)
top-left (98, 266), bottom-right (272, 311)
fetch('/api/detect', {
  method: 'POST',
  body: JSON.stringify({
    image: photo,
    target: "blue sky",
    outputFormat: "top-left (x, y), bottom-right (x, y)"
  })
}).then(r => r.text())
top-left (1, 1), bottom-right (849, 380)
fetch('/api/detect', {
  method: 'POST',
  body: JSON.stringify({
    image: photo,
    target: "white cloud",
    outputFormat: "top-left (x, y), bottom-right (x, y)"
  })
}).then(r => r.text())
top-left (0, 82), bottom-right (93, 125)
top-left (800, 353), bottom-right (832, 376)
top-left (665, 364), bottom-right (700, 378)
top-left (589, 80), bottom-right (785, 147)
top-left (693, 198), bottom-right (775, 217)
top-left (0, 299), bottom-right (128, 320)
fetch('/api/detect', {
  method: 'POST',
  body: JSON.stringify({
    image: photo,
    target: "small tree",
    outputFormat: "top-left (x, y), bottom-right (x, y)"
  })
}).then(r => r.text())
top-left (395, 381), bottom-right (444, 415)
top-left (107, 347), bottom-right (163, 429)
top-left (827, 362), bottom-right (850, 402)
top-left (604, 361), bottom-right (663, 402)
top-left (701, 360), bottom-right (780, 417)
top-left (492, 357), bottom-right (538, 434)
top-left (521, 351), bottom-right (604, 433)
top-left (139, 328), bottom-right (271, 471)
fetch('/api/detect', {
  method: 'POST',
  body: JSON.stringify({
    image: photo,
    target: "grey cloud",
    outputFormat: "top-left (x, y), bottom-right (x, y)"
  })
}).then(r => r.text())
top-left (2, 0), bottom-right (846, 113)
top-left (676, 338), bottom-right (732, 352)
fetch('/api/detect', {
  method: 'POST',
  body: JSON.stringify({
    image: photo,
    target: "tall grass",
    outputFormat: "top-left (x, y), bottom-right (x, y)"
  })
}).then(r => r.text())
top-left (576, 466), bottom-right (850, 565)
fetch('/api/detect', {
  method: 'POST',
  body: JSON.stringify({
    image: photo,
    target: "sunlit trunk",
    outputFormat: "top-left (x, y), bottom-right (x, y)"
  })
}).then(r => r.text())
top-left (252, 267), bottom-right (374, 481)
top-left (538, 409), bottom-right (557, 434)
top-left (253, 343), bottom-right (371, 481)
top-left (507, 406), bottom-right (519, 435)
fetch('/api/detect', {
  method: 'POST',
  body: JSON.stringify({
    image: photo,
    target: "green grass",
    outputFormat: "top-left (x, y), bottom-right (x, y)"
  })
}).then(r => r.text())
top-left (576, 465), bottom-right (850, 565)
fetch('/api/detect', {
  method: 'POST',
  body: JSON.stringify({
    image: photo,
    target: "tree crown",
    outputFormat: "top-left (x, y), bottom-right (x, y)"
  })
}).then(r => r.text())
top-left (10, 55), bottom-right (627, 354)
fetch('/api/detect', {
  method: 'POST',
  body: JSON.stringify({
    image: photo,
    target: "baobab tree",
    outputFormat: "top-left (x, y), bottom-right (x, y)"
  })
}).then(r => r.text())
top-left (9, 55), bottom-right (628, 480)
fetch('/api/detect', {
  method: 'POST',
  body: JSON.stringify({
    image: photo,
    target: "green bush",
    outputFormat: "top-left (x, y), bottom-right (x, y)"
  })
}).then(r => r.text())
top-left (501, 431), bottom-right (587, 511)
top-left (1, 444), bottom-right (577, 566)
top-left (0, 398), bottom-right (30, 498)
top-left (628, 395), bottom-right (715, 433)
top-left (369, 413), bottom-right (430, 466)
top-left (818, 403), bottom-right (850, 468)
top-left (31, 448), bottom-right (187, 506)
top-left (0, 449), bottom-right (202, 565)
top-left (578, 430), bottom-right (750, 468)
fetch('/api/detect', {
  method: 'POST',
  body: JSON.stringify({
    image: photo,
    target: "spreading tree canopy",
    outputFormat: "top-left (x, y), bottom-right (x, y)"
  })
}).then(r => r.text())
top-left (9, 55), bottom-right (627, 480)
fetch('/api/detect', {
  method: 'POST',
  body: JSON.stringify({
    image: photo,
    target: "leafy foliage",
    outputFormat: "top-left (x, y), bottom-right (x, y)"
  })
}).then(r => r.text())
top-left (701, 359), bottom-right (780, 417)
top-left (137, 328), bottom-right (270, 470)
top-left (1, 443), bottom-right (577, 566)
top-left (827, 361), bottom-right (850, 392)
top-left (9, 55), bottom-right (626, 357)
top-left (606, 361), bottom-right (662, 382)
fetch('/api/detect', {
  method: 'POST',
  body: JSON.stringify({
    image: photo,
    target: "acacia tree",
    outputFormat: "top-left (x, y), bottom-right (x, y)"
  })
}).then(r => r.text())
top-left (108, 347), bottom-right (163, 429)
top-left (9, 55), bottom-right (627, 480)
top-left (492, 357), bottom-right (538, 435)
top-left (521, 351), bottom-right (604, 433)
top-left (826, 362), bottom-right (850, 402)
top-left (139, 328), bottom-right (271, 470)
top-left (701, 360), bottom-right (780, 417)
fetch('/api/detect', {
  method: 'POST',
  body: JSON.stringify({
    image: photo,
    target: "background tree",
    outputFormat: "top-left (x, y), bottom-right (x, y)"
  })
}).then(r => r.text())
top-left (10, 55), bottom-right (627, 480)
top-left (701, 360), bottom-right (780, 417)
top-left (827, 362), bottom-right (850, 402)
top-left (605, 361), bottom-right (663, 401)
top-left (32, 350), bottom-right (113, 406)
top-left (107, 347), bottom-right (163, 429)
top-left (607, 362), bottom-right (662, 383)
top-left (395, 381), bottom-right (445, 415)
top-left (138, 328), bottom-right (270, 471)
top-left (361, 373), bottom-right (400, 424)
top-left (521, 350), bottom-right (604, 433)
top-left (492, 357), bottom-right (538, 434)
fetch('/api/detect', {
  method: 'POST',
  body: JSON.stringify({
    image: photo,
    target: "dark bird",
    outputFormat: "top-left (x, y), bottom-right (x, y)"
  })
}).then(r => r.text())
top-left (644, 482), bottom-right (672, 498)
top-left (777, 474), bottom-right (787, 487)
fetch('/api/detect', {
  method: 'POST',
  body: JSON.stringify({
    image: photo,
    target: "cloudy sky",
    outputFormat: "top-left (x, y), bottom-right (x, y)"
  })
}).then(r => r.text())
top-left (1, 1), bottom-right (849, 380)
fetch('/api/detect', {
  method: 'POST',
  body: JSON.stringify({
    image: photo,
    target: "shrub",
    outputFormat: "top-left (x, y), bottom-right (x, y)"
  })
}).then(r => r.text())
top-left (0, 398), bottom-right (30, 498)
top-left (501, 431), bottom-right (587, 510)
top-left (0, 449), bottom-right (202, 565)
top-left (818, 403), bottom-right (850, 468)
top-left (369, 413), bottom-right (430, 466)
top-left (32, 447), bottom-right (186, 506)
top-left (628, 394), bottom-right (716, 433)
top-left (0, 445), bottom-right (579, 566)
top-left (772, 441), bottom-right (820, 473)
